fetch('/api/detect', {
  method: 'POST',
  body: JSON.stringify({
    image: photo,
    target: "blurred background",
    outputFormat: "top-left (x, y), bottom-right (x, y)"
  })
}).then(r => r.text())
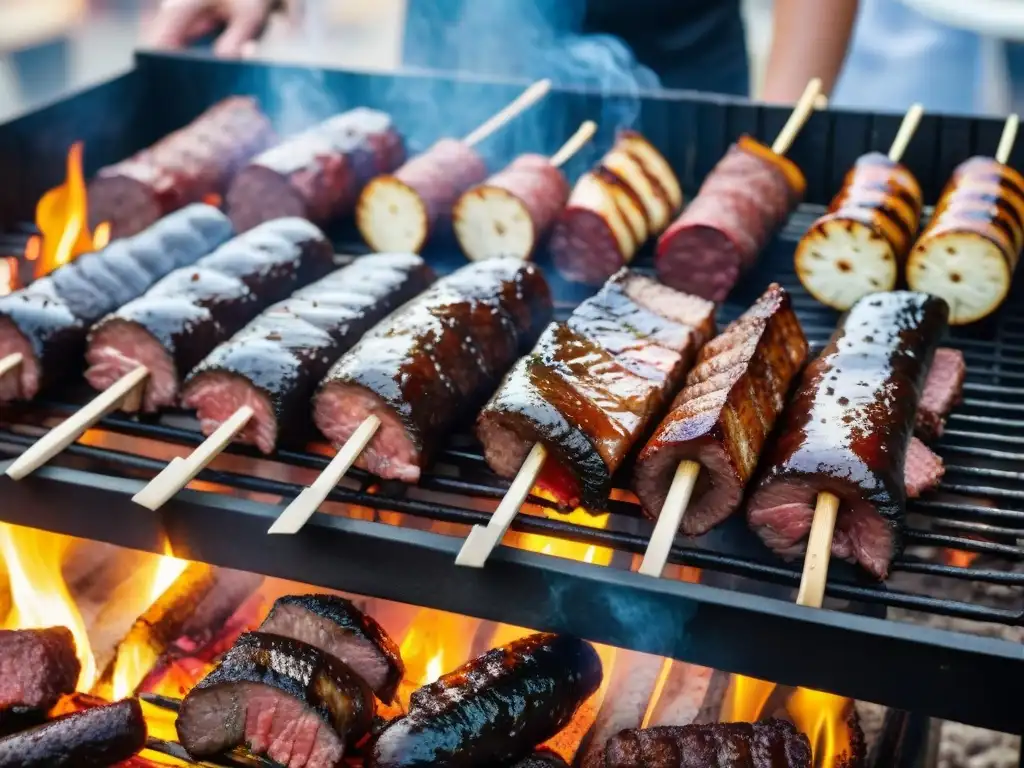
top-left (0, 0), bottom-right (1015, 122)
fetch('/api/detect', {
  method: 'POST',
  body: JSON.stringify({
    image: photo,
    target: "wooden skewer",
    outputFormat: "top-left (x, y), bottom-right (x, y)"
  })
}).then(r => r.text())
top-left (131, 405), bottom-right (255, 510)
top-left (455, 441), bottom-right (547, 567)
top-left (996, 113), bottom-right (1020, 165)
top-left (795, 491), bottom-right (840, 608)
top-left (267, 414), bottom-right (381, 534)
top-left (549, 120), bottom-right (598, 168)
top-left (0, 352), bottom-right (22, 379)
top-left (770, 77), bottom-right (824, 155)
top-left (888, 103), bottom-right (924, 163)
top-left (462, 79), bottom-right (552, 148)
top-left (5, 366), bottom-right (149, 480)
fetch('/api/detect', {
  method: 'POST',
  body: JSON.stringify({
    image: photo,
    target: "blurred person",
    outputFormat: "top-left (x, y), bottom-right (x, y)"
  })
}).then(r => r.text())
top-left (0, 0), bottom-right (84, 105)
top-left (144, 0), bottom-right (859, 102)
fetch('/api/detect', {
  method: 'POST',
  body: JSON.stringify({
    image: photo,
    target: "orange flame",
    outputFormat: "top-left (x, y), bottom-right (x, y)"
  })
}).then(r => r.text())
top-left (29, 142), bottom-right (110, 278)
top-left (397, 608), bottom-right (481, 708)
top-left (0, 257), bottom-right (18, 296)
top-left (722, 674), bottom-right (777, 723)
top-left (0, 523), bottom-right (97, 690)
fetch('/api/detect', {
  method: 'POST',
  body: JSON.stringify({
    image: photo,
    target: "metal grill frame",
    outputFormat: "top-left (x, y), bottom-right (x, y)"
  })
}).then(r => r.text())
top-left (0, 52), bottom-right (1023, 736)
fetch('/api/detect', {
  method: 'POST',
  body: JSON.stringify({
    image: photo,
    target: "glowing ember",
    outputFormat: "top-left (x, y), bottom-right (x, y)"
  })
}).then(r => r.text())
top-left (28, 142), bottom-right (111, 278)
top-left (787, 687), bottom-right (855, 767)
top-left (0, 523), bottom-right (97, 689)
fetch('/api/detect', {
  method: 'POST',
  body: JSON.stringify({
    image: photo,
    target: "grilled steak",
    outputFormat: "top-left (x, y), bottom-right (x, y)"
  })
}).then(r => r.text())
top-left (85, 217), bottom-right (334, 412)
top-left (314, 258), bottom-right (552, 483)
top-left (477, 269), bottom-right (715, 510)
top-left (183, 253), bottom-right (434, 453)
top-left (259, 593), bottom-right (405, 704)
top-left (370, 633), bottom-right (602, 768)
top-left (605, 720), bottom-right (812, 767)
top-left (177, 632), bottom-right (374, 767)
top-left (905, 436), bottom-right (945, 498)
top-left (633, 283), bottom-right (808, 533)
top-left (747, 291), bottom-right (949, 578)
top-left (0, 698), bottom-right (147, 768)
top-left (916, 347), bottom-right (965, 440)
top-left (0, 627), bottom-right (79, 711)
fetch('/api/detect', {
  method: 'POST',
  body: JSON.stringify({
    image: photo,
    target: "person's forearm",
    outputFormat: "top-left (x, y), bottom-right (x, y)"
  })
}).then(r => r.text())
top-left (759, 0), bottom-right (858, 103)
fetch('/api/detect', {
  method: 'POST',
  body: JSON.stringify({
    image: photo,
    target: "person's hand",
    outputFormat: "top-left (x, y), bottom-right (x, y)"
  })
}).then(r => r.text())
top-left (146, 0), bottom-right (277, 57)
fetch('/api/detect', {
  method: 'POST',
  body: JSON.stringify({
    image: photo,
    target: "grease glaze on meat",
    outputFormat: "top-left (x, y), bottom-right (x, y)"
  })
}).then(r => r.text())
top-left (747, 291), bottom-right (949, 578)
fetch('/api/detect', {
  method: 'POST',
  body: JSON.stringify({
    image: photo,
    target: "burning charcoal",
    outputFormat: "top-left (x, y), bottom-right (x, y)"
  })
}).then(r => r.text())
top-left (259, 593), bottom-right (404, 703)
top-left (176, 632), bottom-right (375, 767)
top-left (0, 697), bottom-right (146, 768)
top-left (0, 627), bottom-right (80, 711)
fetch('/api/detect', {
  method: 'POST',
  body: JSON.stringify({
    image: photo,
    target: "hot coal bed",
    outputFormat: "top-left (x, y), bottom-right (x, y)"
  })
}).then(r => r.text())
top-left (0, 51), bottom-right (1021, 768)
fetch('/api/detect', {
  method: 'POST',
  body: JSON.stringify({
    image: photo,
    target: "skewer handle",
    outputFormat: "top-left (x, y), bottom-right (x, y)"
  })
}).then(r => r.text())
top-left (637, 460), bottom-right (701, 577)
top-left (455, 441), bottom-right (548, 567)
top-left (795, 490), bottom-right (840, 608)
top-left (550, 120), bottom-right (598, 168)
top-left (771, 78), bottom-right (824, 156)
top-left (5, 366), bottom-right (149, 480)
top-left (997, 113), bottom-right (1020, 165)
top-left (888, 103), bottom-right (924, 163)
top-left (132, 406), bottom-right (255, 510)
top-left (462, 79), bottom-right (552, 147)
top-left (268, 414), bottom-right (381, 534)
top-left (0, 352), bottom-right (22, 379)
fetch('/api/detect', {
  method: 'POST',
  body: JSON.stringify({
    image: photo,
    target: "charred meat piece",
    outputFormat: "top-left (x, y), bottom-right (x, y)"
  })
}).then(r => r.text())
top-left (85, 218), bottom-right (334, 412)
top-left (0, 627), bottom-right (79, 711)
top-left (89, 97), bottom-right (275, 238)
top-left (0, 204), bottom-right (232, 402)
top-left (259, 593), bottom-right (405, 704)
top-left (905, 436), bottom-right (945, 498)
top-left (633, 283), bottom-right (808, 534)
top-left (513, 749), bottom-right (569, 767)
top-left (371, 633), bottom-right (601, 768)
top-left (747, 291), bottom-right (949, 578)
top-left (177, 631), bottom-right (374, 767)
top-left (606, 720), bottom-right (812, 767)
top-left (183, 253), bottom-right (433, 453)
top-left (477, 270), bottom-right (715, 510)
top-left (314, 258), bottom-right (552, 483)
top-left (0, 698), bottom-right (147, 768)
top-left (227, 108), bottom-right (405, 232)
top-left (916, 347), bottom-right (965, 440)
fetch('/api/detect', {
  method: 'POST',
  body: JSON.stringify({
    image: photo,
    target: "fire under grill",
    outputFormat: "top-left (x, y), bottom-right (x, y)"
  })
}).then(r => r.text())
top-left (0, 51), bottom-right (1022, 756)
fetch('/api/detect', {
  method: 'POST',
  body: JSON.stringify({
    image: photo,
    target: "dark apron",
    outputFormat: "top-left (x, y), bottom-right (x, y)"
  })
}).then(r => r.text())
top-left (400, 0), bottom-right (749, 98)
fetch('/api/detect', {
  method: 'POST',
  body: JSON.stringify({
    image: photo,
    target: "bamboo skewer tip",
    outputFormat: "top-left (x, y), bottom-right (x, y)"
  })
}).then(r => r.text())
top-left (462, 79), bottom-right (553, 147)
top-left (887, 103), bottom-right (924, 163)
top-left (770, 77), bottom-right (824, 156)
top-left (0, 352), bottom-right (23, 378)
top-left (550, 120), bottom-right (598, 168)
top-left (637, 460), bottom-right (701, 578)
top-left (267, 414), bottom-right (381, 535)
top-left (795, 490), bottom-right (841, 609)
top-left (5, 365), bottom-right (149, 481)
top-left (997, 113), bottom-right (1020, 165)
top-left (455, 441), bottom-right (548, 567)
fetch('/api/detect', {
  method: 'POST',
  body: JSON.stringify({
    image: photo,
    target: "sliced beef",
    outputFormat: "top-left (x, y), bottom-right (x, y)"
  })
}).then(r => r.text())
top-left (371, 633), bottom-right (601, 768)
top-left (905, 436), bottom-right (945, 498)
top-left (85, 217), bottom-right (333, 412)
top-left (177, 631), bottom-right (374, 767)
top-left (0, 204), bottom-right (232, 402)
top-left (314, 259), bottom-right (551, 482)
top-left (0, 698), bottom-right (147, 768)
top-left (477, 270), bottom-right (715, 510)
top-left (633, 283), bottom-right (808, 534)
top-left (916, 347), bottom-right (965, 440)
top-left (605, 720), bottom-right (812, 767)
top-left (183, 253), bottom-right (433, 453)
top-left (747, 291), bottom-right (949, 579)
top-left (0, 627), bottom-right (79, 711)
top-left (259, 593), bottom-right (404, 704)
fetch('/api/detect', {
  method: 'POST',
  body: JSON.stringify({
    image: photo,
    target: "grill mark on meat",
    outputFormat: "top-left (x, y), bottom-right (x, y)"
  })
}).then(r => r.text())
top-left (606, 720), bottom-right (812, 767)
top-left (259, 594), bottom-right (405, 704)
top-left (0, 628), bottom-right (79, 712)
top-left (370, 633), bottom-right (601, 768)
top-left (177, 631), bottom-right (374, 766)
top-left (314, 259), bottom-right (551, 483)
top-left (0, 204), bottom-right (232, 402)
top-left (634, 284), bottom-right (808, 534)
top-left (183, 254), bottom-right (433, 453)
top-left (0, 698), bottom-right (147, 768)
top-left (86, 218), bottom-right (333, 412)
top-left (747, 291), bottom-right (949, 578)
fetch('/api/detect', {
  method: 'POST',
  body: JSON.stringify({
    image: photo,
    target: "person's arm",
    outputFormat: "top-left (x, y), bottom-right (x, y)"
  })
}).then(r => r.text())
top-left (759, 0), bottom-right (859, 102)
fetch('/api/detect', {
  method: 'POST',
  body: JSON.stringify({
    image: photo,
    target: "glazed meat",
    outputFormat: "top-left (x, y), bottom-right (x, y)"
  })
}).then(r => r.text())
top-left (747, 291), bottom-right (950, 578)
top-left (477, 269), bottom-right (716, 510)
top-left (0, 628), bottom-right (79, 712)
top-left (183, 253), bottom-right (433, 453)
top-left (314, 258), bottom-right (552, 482)
top-left (177, 632), bottom-right (374, 767)
top-left (371, 633), bottom-right (601, 768)
top-left (633, 283), bottom-right (809, 533)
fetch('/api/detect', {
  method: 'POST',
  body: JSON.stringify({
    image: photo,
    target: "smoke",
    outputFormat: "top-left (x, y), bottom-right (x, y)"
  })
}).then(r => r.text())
top-left (263, 66), bottom-right (342, 138)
